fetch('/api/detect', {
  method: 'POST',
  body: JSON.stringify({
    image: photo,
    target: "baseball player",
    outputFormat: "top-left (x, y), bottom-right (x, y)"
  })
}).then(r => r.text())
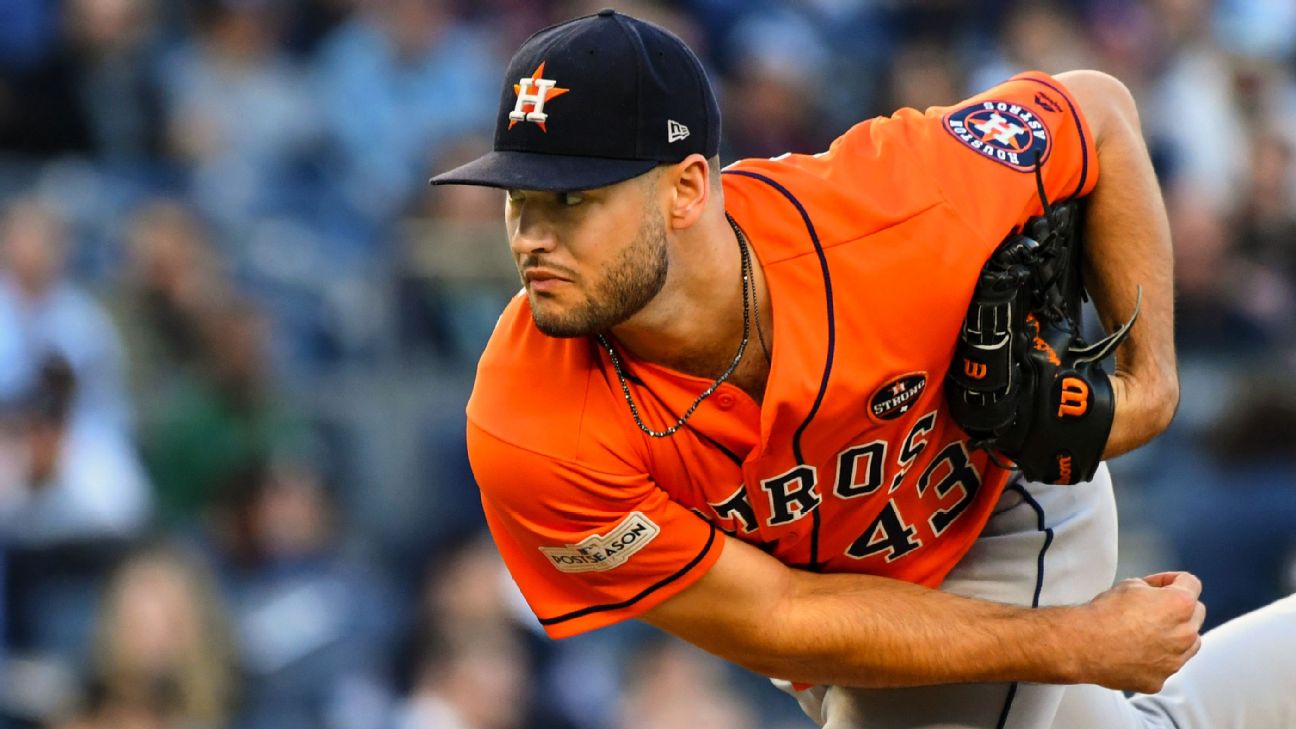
top-left (431, 10), bottom-right (1296, 729)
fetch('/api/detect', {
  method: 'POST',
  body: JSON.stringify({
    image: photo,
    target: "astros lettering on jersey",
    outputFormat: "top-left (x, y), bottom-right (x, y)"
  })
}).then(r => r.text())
top-left (468, 71), bottom-right (1098, 639)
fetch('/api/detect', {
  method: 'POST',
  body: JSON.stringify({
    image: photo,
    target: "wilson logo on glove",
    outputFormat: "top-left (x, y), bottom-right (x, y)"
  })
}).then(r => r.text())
top-left (1056, 453), bottom-right (1074, 483)
top-left (945, 152), bottom-right (1141, 485)
top-left (1058, 377), bottom-right (1090, 418)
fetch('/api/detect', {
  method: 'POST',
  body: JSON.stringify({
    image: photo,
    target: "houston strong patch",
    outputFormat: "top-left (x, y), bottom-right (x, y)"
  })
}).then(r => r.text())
top-left (869, 372), bottom-right (928, 422)
top-left (540, 512), bottom-right (660, 573)
top-left (944, 100), bottom-right (1051, 172)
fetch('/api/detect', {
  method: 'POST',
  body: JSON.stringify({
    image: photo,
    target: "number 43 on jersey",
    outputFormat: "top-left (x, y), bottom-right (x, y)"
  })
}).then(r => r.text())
top-left (753, 410), bottom-right (984, 564)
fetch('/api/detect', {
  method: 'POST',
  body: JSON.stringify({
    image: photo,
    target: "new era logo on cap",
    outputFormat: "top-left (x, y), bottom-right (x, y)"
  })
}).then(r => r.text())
top-left (667, 119), bottom-right (690, 143)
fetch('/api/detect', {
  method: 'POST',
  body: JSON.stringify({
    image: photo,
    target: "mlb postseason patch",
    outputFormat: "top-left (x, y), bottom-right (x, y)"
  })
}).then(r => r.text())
top-left (540, 512), bottom-right (661, 573)
top-left (944, 100), bottom-right (1051, 172)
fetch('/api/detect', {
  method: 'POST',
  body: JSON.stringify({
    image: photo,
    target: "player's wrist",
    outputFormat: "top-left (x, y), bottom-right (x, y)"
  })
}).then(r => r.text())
top-left (1023, 606), bottom-right (1094, 684)
top-left (1104, 370), bottom-right (1178, 458)
top-left (1120, 369), bottom-right (1179, 427)
top-left (956, 604), bottom-right (1089, 685)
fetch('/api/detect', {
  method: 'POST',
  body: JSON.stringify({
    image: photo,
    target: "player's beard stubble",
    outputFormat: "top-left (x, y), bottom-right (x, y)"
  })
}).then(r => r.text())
top-left (524, 205), bottom-right (668, 338)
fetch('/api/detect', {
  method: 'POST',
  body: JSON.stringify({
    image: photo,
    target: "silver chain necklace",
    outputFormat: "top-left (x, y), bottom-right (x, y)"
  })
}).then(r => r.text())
top-left (738, 219), bottom-right (772, 363)
top-left (597, 213), bottom-right (754, 438)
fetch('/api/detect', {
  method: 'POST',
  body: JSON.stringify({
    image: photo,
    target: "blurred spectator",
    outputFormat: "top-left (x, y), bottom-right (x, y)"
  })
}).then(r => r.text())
top-left (1167, 186), bottom-right (1276, 355)
top-left (1236, 130), bottom-right (1296, 273)
top-left (408, 135), bottom-right (499, 226)
top-left (389, 627), bottom-right (529, 729)
top-left (53, 546), bottom-right (237, 729)
top-left (160, 0), bottom-right (319, 227)
top-left (1000, 2), bottom-right (1094, 74)
top-left (0, 354), bottom-right (150, 547)
top-left (1141, 0), bottom-right (1249, 207)
top-left (0, 0), bottom-right (59, 72)
top-left (418, 533), bottom-right (522, 636)
top-left (0, 0), bottom-right (166, 163)
top-left (208, 458), bottom-right (398, 729)
top-left (560, 0), bottom-right (702, 45)
top-left (461, 0), bottom-right (560, 52)
top-left (1157, 377), bottom-right (1296, 629)
top-left (398, 135), bottom-right (515, 361)
top-left (0, 358), bottom-right (147, 722)
top-left (883, 41), bottom-right (962, 113)
top-left (1085, 1), bottom-right (1161, 92)
top-left (720, 8), bottom-right (829, 158)
top-left (313, 0), bottom-right (498, 224)
top-left (0, 197), bottom-right (132, 430)
top-left (1213, 0), bottom-right (1296, 61)
top-left (0, 3), bottom-right (92, 157)
top-left (1226, 128), bottom-right (1296, 344)
top-left (141, 295), bottom-right (309, 527)
top-left (283, 0), bottom-right (357, 57)
top-left (113, 198), bottom-right (229, 403)
top-left (614, 640), bottom-right (757, 729)
top-left (63, 0), bottom-right (168, 164)
top-left (390, 532), bottom-right (541, 729)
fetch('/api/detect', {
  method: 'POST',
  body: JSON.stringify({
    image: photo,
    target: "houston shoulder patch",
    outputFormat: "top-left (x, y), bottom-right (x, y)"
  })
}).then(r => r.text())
top-left (943, 100), bottom-right (1051, 172)
top-left (540, 512), bottom-right (661, 573)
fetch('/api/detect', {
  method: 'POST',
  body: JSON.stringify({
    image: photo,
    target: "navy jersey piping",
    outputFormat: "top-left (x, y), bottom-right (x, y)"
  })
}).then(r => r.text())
top-left (994, 478), bottom-right (1055, 729)
top-left (1018, 75), bottom-right (1091, 199)
top-left (537, 522), bottom-right (718, 626)
top-left (723, 169), bottom-right (836, 569)
top-left (1008, 479), bottom-right (1055, 608)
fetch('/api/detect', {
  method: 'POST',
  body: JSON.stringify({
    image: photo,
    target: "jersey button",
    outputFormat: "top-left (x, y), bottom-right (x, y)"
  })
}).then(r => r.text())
top-left (716, 393), bottom-right (736, 410)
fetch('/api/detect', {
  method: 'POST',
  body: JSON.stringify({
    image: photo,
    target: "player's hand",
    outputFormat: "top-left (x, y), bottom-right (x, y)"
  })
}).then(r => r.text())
top-left (1072, 571), bottom-right (1206, 693)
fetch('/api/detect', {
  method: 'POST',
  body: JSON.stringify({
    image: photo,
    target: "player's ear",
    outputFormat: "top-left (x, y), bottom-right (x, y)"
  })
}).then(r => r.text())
top-left (663, 154), bottom-right (710, 231)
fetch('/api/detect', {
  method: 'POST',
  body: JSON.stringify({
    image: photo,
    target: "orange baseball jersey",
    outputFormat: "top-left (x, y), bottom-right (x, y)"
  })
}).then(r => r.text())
top-left (467, 71), bottom-right (1098, 639)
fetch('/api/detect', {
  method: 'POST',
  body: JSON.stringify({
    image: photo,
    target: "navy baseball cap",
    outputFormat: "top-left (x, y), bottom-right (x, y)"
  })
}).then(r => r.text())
top-left (429, 9), bottom-right (721, 192)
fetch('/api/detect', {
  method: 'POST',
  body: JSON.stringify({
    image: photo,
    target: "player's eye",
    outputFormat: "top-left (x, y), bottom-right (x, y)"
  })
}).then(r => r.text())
top-left (559, 192), bottom-right (584, 207)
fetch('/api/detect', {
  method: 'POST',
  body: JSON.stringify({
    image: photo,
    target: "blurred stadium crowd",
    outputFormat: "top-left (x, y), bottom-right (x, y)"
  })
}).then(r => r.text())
top-left (0, 0), bottom-right (1293, 727)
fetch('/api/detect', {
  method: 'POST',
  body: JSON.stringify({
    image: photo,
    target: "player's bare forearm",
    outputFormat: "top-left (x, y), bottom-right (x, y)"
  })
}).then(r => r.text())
top-left (735, 569), bottom-right (1078, 687)
top-left (645, 537), bottom-right (1068, 687)
top-left (1057, 70), bottom-right (1179, 458)
top-left (643, 535), bottom-right (1202, 692)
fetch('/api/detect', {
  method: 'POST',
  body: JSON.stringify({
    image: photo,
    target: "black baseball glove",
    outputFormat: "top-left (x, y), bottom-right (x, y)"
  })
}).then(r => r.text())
top-left (945, 188), bottom-right (1140, 485)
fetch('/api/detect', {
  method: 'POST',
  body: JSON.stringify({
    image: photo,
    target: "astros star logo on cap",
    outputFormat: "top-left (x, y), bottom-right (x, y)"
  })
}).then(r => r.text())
top-left (509, 62), bottom-right (570, 133)
top-left (430, 10), bottom-right (721, 192)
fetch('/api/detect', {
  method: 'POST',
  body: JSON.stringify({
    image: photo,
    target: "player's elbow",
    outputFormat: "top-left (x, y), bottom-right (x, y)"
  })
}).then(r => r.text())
top-left (719, 591), bottom-right (819, 679)
top-left (726, 644), bottom-right (804, 683)
top-left (1154, 370), bottom-right (1180, 435)
top-left (732, 575), bottom-right (883, 687)
top-left (640, 542), bottom-right (816, 679)
top-left (696, 579), bottom-right (837, 683)
top-left (1145, 348), bottom-right (1181, 435)
top-left (726, 620), bottom-right (836, 685)
top-left (1056, 70), bottom-right (1140, 143)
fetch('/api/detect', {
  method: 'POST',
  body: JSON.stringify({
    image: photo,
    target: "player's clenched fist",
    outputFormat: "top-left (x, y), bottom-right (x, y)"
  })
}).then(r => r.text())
top-left (1069, 571), bottom-right (1206, 693)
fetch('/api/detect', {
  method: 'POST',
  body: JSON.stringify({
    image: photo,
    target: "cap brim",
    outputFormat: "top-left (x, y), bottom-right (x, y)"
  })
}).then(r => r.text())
top-left (429, 150), bottom-right (658, 192)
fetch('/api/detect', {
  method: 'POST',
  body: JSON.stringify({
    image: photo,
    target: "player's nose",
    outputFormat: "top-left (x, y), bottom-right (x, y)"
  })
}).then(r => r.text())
top-left (508, 207), bottom-right (559, 257)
